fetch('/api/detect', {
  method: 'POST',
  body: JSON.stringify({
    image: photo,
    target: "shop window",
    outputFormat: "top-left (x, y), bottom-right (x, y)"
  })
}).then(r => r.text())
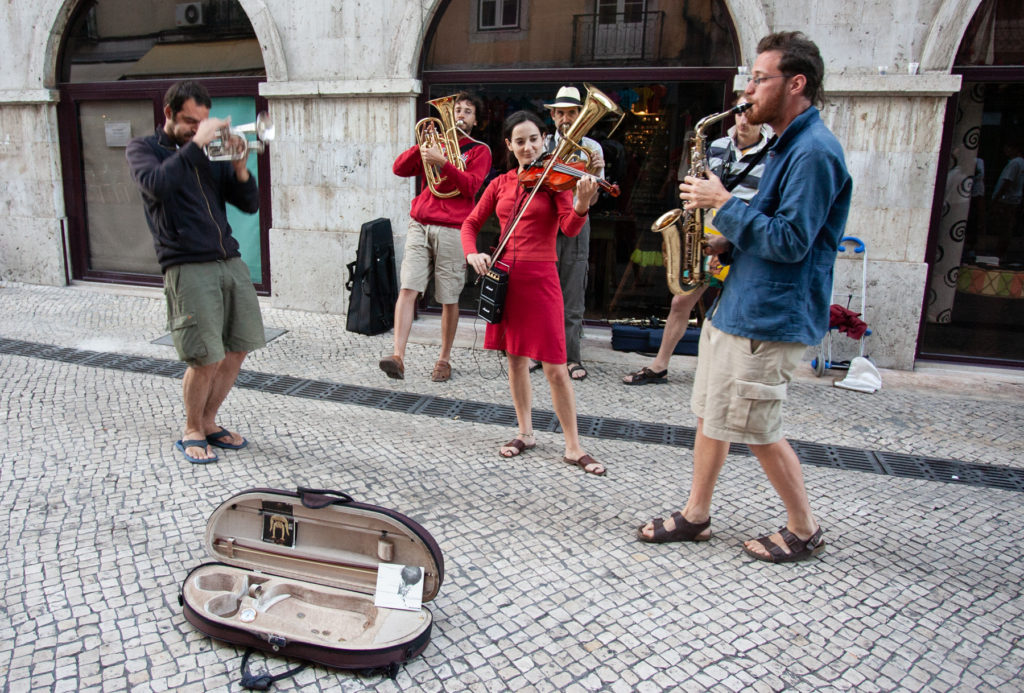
top-left (421, 1), bottom-right (739, 325)
top-left (955, 0), bottom-right (1024, 66)
top-left (420, 81), bottom-right (728, 324)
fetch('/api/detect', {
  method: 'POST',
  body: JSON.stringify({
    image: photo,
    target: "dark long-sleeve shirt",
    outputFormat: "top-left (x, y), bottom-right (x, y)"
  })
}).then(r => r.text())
top-left (126, 128), bottom-right (259, 272)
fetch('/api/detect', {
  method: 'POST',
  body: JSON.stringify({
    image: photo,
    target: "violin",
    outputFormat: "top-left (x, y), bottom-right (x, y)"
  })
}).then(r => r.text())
top-left (518, 154), bottom-right (620, 197)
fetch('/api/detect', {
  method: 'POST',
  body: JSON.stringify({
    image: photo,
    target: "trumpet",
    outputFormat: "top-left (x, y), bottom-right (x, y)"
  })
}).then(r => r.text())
top-left (415, 95), bottom-right (467, 199)
top-left (204, 111), bottom-right (274, 162)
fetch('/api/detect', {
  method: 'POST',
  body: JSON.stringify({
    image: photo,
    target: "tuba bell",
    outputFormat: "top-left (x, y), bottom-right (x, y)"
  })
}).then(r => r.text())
top-left (549, 83), bottom-right (625, 166)
top-left (652, 101), bottom-right (751, 295)
top-left (204, 111), bottom-right (274, 162)
top-left (414, 94), bottom-right (467, 199)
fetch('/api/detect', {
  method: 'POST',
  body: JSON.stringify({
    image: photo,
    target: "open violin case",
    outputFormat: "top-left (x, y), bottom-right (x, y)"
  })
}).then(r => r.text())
top-left (179, 488), bottom-right (444, 684)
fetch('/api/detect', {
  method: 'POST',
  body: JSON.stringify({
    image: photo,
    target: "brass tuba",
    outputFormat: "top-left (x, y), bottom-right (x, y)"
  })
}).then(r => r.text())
top-left (652, 101), bottom-right (752, 295)
top-left (414, 94), bottom-right (467, 199)
top-left (550, 83), bottom-right (625, 168)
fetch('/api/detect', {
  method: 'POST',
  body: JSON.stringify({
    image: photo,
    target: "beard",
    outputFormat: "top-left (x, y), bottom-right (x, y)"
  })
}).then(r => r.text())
top-left (746, 94), bottom-right (782, 127)
top-left (166, 124), bottom-right (194, 147)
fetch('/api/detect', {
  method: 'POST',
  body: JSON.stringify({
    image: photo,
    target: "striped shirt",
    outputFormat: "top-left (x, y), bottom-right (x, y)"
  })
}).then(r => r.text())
top-left (705, 125), bottom-right (773, 281)
top-left (706, 124), bottom-right (773, 202)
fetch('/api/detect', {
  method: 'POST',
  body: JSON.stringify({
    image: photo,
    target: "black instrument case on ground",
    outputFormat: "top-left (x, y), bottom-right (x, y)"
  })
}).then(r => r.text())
top-left (179, 488), bottom-right (444, 680)
top-left (611, 324), bottom-right (700, 355)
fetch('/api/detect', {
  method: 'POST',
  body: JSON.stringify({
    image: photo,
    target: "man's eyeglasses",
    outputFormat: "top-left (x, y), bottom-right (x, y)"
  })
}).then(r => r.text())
top-left (747, 74), bottom-right (787, 87)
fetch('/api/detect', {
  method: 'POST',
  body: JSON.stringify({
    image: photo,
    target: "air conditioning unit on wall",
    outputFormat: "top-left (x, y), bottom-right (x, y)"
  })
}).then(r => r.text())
top-left (175, 2), bottom-right (204, 27)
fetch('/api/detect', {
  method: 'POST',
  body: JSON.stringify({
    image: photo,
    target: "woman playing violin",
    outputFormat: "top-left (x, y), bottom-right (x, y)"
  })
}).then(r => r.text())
top-left (461, 110), bottom-right (606, 476)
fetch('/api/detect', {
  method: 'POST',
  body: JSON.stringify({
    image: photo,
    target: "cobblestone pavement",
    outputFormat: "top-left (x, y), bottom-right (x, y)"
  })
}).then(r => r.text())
top-left (1, 281), bottom-right (1023, 693)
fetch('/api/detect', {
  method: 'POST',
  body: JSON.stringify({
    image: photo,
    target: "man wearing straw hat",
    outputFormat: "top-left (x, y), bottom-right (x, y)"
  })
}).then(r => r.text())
top-left (539, 85), bottom-right (605, 381)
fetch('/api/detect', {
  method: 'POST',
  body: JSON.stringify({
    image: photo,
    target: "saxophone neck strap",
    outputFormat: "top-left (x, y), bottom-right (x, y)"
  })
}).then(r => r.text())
top-left (722, 135), bottom-right (775, 192)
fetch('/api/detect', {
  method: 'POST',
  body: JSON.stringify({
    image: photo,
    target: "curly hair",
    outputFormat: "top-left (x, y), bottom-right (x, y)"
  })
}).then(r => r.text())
top-left (756, 32), bottom-right (825, 107)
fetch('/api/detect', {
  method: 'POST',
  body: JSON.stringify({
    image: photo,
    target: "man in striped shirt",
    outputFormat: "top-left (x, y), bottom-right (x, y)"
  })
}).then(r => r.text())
top-left (622, 96), bottom-right (772, 385)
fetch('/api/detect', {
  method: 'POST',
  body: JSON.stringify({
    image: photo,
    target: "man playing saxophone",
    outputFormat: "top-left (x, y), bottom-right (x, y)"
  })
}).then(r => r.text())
top-left (622, 94), bottom-right (771, 385)
top-left (380, 92), bottom-right (491, 382)
top-left (637, 32), bottom-right (852, 563)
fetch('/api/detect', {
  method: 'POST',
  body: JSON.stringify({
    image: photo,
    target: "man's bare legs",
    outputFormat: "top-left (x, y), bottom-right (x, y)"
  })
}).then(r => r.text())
top-left (181, 350), bottom-right (247, 460)
top-left (390, 288), bottom-right (419, 361)
top-left (742, 438), bottom-right (819, 557)
top-left (438, 302), bottom-right (459, 364)
top-left (638, 417), bottom-right (725, 540)
top-left (638, 421), bottom-right (819, 553)
top-left (623, 288), bottom-right (704, 383)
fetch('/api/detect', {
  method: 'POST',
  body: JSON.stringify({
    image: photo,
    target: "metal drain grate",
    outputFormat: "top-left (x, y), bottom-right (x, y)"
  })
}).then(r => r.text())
top-left (3, 336), bottom-right (1022, 492)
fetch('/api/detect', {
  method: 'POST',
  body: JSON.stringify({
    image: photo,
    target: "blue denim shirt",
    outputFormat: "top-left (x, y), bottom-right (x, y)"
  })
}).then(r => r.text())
top-left (711, 107), bottom-right (852, 345)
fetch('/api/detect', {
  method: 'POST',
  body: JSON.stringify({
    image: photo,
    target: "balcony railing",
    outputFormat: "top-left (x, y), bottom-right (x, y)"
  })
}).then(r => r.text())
top-left (572, 11), bottom-right (664, 64)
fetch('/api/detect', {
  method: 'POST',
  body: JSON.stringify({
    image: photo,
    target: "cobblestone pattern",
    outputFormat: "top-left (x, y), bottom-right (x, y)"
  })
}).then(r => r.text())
top-left (1, 282), bottom-right (1023, 692)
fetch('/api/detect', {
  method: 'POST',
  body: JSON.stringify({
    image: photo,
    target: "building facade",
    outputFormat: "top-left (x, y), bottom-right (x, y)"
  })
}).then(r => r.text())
top-left (0, 0), bottom-right (1018, 370)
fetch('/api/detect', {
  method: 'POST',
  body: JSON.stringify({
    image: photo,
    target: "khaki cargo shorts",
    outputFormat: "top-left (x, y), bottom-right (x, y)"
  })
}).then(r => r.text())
top-left (164, 257), bottom-right (266, 367)
top-left (690, 319), bottom-right (806, 445)
top-left (399, 220), bottom-right (467, 304)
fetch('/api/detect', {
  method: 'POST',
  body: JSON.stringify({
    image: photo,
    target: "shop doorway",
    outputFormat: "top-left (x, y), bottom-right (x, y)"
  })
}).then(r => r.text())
top-left (56, 0), bottom-right (271, 292)
top-left (921, 0), bottom-right (1024, 366)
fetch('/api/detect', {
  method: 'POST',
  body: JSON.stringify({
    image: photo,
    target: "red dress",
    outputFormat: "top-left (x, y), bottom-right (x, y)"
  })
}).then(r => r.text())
top-left (461, 170), bottom-right (587, 363)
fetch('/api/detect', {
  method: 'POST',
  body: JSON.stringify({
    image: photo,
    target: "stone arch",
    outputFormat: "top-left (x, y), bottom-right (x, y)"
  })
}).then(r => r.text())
top-left (38, 0), bottom-right (289, 87)
top-left (919, 0), bottom-right (984, 72)
top-left (720, 0), bottom-right (771, 65)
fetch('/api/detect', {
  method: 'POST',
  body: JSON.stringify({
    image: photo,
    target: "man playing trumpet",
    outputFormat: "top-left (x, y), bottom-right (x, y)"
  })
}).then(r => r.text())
top-left (126, 80), bottom-right (264, 464)
top-left (380, 92), bottom-right (491, 382)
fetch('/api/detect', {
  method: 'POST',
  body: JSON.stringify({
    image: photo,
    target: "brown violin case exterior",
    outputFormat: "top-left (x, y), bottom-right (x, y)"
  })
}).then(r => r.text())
top-left (179, 487), bottom-right (444, 680)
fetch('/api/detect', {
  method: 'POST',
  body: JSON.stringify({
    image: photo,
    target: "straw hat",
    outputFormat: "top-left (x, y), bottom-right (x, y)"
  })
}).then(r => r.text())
top-left (545, 86), bottom-right (583, 109)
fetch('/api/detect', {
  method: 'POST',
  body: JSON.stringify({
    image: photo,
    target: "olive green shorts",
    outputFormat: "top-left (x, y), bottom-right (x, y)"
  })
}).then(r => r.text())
top-left (164, 257), bottom-right (266, 366)
top-left (690, 319), bottom-right (805, 445)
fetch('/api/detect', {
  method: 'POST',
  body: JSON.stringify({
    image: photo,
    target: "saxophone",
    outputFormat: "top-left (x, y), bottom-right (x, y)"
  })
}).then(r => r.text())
top-left (652, 101), bottom-right (752, 295)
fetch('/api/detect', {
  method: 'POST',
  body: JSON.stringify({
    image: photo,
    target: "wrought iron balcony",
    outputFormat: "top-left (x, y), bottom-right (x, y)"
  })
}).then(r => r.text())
top-left (572, 11), bottom-right (664, 64)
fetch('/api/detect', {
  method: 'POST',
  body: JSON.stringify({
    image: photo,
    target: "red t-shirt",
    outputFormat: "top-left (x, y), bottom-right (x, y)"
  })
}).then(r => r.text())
top-left (460, 169), bottom-right (586, 262)
top-left (392, 137), bottom-right (492, 228)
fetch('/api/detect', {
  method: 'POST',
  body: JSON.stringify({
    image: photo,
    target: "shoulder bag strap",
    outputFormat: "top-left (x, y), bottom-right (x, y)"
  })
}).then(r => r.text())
top-left (239, 649), bottom-right (308, 691)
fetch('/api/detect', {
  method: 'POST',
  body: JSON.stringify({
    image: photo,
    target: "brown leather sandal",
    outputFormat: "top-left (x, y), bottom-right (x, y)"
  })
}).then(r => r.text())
top-left (636, 511), bottom-right (711, 543)
top-left (499, 438), bottom-right (535, 458)
top-left (743, 526), bottom-right (825, 563)
top-left (431, 360), bottom-right (451, 382)
top-left (563, 454), bottom-right (606, 476)
top-left (378, 354), bottom-right (404, 380)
